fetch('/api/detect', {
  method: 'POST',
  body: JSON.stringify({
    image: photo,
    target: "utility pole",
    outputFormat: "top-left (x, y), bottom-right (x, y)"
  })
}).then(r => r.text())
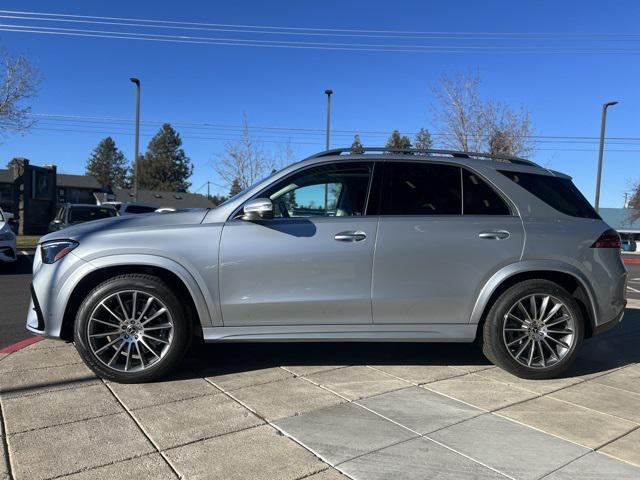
top-left (595, 100), bottom-right (618, 212)
top-left (130, 78), bottom-right (141, 202)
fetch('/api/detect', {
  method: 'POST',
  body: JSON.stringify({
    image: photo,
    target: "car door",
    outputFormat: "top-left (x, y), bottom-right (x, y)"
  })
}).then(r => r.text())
top-left (372, 161), bottom-right (524, 325)
top-left (219, 161), bottom-right (378, 326)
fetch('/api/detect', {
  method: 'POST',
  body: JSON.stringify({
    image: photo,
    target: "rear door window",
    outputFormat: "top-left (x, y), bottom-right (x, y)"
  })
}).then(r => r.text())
top-left (463, 170), bottom-right (511, 215)
top-left (381, 162), bottom-right (461, 215)
top-left (499, 170), bottom-right (599, 219)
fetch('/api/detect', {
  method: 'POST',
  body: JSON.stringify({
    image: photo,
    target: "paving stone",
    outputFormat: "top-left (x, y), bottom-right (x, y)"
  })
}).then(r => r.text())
top-left (426, 374), bottom-right (537, 411)
top-left (475, 367), bottom-right (584, 395)
top-left (339, 437), bottom-right (505, 480)
top-left (132, 393), bottom-right (262, 449)
top-left (0, 353), bottom-right (7, 363)
top-left (550, 382), bottom-right (640, 423)
top-left (275, 402), bottom-right (416, 465)
top-left (600, 428), bottom-right (640, 467)
top-left (0, 362), bottom-right (99, 399)
top-left (8, 412), bottom-right (154, 480)
top-left (307, 366), bottom-right (408, 401)
top-left (59, 453), bottom-right (177, 479)
top-left (0, 346), bottom-right (82, 372)
top-left (592, 365), bottom-right (640, 395)
top-left (450, 363), bottom-right (494, 373)
top-left (26, 339), bottom-right (70, 350)
top-left (0, 428), bottom-right (8, 480)
top-left (545, 451), bottom-right (640, 479)
top-left (206, 367), bottom-right (294, 392)
top-left (358, 386), bottom-right (482, 434)
top-left (232, 377), bottom-right (345, 421)
top-left (165, 424), bottom-right (326, 480)
top-left (3, 383), bottom-right (123, 434)
top-left (282, 365), bottom-right (346, 377)
top-left (497, 396), bottom-right (638, 449)
top-left (370, 364), bottom-right (465, 384)
top-left (430, 414), bottom-right (589, 480)
top-left (109, 374), bottom-right (219, 410)
top-left (304, 468), bottom-right (349, 479)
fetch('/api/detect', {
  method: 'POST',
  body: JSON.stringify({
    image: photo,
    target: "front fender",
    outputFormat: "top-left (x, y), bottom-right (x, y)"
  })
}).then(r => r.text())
top-left (469, 260), bottom-right (598, 328)
top-left (84, 254), bottom-right (217, 328)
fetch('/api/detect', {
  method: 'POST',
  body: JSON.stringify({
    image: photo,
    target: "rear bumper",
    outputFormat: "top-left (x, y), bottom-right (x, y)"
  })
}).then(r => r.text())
top-left (592, 302), bottom-right (625, 336)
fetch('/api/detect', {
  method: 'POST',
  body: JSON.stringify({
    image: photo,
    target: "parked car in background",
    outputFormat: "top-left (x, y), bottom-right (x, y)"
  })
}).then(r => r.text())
top-left (28, 147), bottom-right (626, 383)
top-left (49, 204), bottom-right (119, 232)
top-left (102, 202), bottom-right (159, 215)
top-left (0, 208), bottom-right (16, 265)
top-left (621, 239), bottom-right (637, 252)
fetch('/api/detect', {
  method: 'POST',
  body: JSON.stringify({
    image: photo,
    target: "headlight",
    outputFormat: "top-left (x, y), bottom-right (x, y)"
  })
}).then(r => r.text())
top-left (41, 240), bottom-right (79, 264)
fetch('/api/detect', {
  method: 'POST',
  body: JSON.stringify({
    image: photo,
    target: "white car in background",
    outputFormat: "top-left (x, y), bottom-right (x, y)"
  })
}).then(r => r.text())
top-left (0, 208), bottom-right (17, 265)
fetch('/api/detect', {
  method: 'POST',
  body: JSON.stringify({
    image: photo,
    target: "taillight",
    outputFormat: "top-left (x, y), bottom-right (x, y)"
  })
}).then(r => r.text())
top-left (591, 229), bottom-right (621, 248)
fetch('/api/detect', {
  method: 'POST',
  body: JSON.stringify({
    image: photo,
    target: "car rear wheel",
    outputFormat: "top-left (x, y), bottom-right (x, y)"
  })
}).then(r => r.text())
top-left (482, 279), bottom-right (584, 379)
top-left (74, 274), bottom-right (192, 383)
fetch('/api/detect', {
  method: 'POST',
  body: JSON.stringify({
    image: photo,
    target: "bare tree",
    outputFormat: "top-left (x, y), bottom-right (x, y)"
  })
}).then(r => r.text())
top-left (214, 114), bottom-right (277, 191)
top-left (432, 71), bottom-right (535, 157)
top-left (0, 49), bottom-right (40, 138)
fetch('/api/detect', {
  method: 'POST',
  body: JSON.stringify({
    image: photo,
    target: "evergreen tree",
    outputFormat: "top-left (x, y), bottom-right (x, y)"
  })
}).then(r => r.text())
top-left (137, 123), bottom-right (193, 192)
top-left (350, 134), bottom-right (365, 154)
top-left (385, 130), bottom-right (411, 153)
top-left (85, 137), bottom-right (129, 187)
top-left (414, 128), bottom-right (433, 152)
top-left (229, 178), bottom-right (242, 196)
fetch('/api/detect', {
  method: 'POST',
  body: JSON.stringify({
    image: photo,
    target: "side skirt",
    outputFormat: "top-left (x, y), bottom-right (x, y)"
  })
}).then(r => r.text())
top-left (202, 324), bottom-right (478, 343)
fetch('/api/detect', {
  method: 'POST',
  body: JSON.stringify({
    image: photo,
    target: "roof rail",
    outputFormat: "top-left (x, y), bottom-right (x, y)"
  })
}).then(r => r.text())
top-left (307, 147), bottom-right (539, 167)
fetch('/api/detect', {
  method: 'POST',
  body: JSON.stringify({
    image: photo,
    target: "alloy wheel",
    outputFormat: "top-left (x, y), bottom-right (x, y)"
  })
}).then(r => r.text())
top-left (502, 294), bottom-right (576, 369)
top-left (87, 290), bottom-right (174, 372)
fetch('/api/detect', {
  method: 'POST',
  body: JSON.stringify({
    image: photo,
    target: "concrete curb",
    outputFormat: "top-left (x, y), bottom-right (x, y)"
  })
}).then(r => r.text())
top-left (0, 336), bottom-right (43, 354)
top-left (626, 299), bottom-right (640, 309)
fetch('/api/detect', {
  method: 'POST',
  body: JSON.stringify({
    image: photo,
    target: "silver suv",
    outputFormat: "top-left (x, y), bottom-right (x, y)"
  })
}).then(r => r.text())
top-left (26, 148), bottom-right (627, 383)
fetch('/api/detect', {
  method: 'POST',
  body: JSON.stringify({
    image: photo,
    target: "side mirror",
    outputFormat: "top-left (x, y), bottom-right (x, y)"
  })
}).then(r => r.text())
top-left (242, 198), bottom-right (274, 220)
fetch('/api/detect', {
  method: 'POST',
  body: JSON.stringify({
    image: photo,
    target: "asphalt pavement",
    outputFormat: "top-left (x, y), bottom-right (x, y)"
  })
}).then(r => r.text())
top-left (0, 253), bottom-right (34, 349)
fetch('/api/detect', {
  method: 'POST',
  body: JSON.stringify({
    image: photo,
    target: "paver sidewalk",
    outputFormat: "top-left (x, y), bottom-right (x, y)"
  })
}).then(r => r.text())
top-left (1, 308), bottom-right (639, 480)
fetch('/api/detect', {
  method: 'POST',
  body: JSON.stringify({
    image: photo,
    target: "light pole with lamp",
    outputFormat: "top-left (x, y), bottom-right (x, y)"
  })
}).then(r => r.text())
top-left (594, 100), bottom-right (618, 212)
top-left (130, 77), bottom-right (141, 203)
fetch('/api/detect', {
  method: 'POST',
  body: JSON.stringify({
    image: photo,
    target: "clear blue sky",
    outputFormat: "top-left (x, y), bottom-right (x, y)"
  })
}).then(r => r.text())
top-left (0, 0), bottom-right (638, 206)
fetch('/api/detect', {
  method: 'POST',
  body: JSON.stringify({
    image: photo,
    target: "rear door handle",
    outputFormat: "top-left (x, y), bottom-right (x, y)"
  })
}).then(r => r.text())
top-left (478, 230), bottom-right (510, 240)
top-left (334, 231), bottom-right (367, 242)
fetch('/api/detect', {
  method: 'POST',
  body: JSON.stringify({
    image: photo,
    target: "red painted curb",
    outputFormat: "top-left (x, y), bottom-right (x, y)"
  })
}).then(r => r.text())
top-left (0, 336), bottom-right (43, 354)
top-left (623, 257), bottom-right (640, 264)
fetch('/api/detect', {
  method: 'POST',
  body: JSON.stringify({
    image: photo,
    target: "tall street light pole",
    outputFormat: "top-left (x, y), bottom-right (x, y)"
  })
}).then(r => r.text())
top-left (324, 89), bottom-right (333, 150)
top-left (130, 77), bottom-right (141, 203)
top-left (594, 100), bottom-right (618, 212)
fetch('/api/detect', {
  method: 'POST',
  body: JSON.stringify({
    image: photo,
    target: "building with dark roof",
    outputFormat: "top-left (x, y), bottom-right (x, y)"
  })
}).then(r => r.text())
top-left (1, 158), bottom-right (215, 234)
top-left (599, 208), bottom-right (640, 237)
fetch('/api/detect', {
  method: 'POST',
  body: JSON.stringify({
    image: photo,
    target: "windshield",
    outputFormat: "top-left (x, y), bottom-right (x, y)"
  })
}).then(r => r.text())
top-left (69, 206), bottom-right (118, 223)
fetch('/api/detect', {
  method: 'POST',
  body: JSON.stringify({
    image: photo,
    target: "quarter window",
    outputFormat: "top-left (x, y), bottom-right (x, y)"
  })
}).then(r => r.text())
top-left (381, 162), bottom-right (462, 215)
top-left (265, 162), bottom-right (372, 218)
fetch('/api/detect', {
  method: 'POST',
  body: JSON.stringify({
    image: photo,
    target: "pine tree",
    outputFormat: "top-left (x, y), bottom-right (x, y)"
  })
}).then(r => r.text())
top-left (85, 137), bottom-right (129, 187)
top-left (137, 124), bottom-right (193, 192)
top-left (414, 128), bottom-right (433, 152)
top-left (385, 130), bottom-right (412, 153)
top-left (350, 134), bottom-right (365, 154)
top-left (229, 178), bottom-right (242, 196)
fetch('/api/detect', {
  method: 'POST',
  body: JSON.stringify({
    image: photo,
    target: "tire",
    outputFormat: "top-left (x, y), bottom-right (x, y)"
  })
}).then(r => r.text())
top-left (482, 279), bottom-right (584, 380)
top-left (74, 274), bottom-right (192, 383)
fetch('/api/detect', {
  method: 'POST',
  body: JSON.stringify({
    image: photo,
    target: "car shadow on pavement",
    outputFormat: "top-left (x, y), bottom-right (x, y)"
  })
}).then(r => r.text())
top-left (181, 307), bottom-right (640, 381)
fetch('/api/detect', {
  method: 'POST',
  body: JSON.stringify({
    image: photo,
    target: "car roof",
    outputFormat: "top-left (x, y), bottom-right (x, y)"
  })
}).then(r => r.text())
top-left (65, 203), bottom-right (117, 209)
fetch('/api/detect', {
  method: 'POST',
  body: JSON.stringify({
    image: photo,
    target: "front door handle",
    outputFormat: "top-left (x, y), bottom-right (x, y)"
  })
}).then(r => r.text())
top-left (478, 230), bottom-right (510, 240)
top-left (334, 231), bottom-right (367, 242)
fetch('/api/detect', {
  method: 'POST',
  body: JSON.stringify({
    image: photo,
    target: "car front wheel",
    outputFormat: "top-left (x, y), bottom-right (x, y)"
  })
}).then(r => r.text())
top-left (74, 274), bottom-right (192, 383)
top-left (482, 279), bottom-right (584, 380)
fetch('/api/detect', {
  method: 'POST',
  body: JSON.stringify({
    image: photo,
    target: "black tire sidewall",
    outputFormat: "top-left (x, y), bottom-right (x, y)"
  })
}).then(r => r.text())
top-left (483, 279), bottom-right (584, 380)
top-left (74, 275), bottom-right (192, 383)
